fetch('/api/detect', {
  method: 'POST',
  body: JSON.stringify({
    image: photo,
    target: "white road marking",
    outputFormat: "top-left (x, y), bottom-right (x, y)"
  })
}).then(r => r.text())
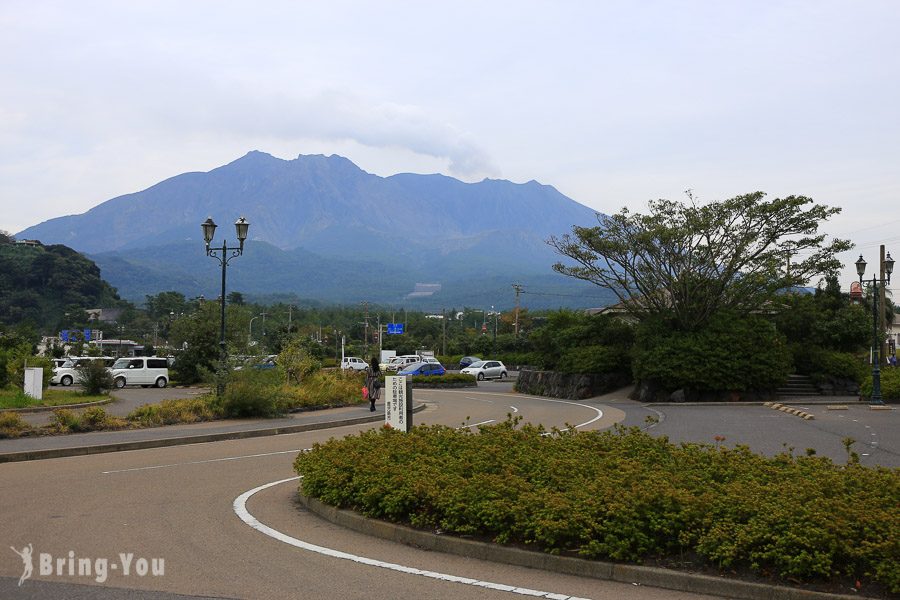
top-left (233, 477), bottom-right (591, 600)
top-left (466, 396), bottom-right (495, 403)
top-left (102, 448), bottom-right (309, 474)
top-left (510, 406), bottom-right (519, 413)
top-left (460, 392), bottom-right (604, 430)
top-left (457, 420), bottom-right (496, 430)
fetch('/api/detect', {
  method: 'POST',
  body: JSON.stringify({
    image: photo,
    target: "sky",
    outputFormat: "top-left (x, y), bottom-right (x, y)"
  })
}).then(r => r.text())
top-left (2, 0), bottom-right (899, 289)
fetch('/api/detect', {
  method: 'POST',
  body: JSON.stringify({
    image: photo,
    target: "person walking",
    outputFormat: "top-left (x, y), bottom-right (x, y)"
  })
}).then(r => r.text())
top-left (366, 356), bottom-right (381, 412)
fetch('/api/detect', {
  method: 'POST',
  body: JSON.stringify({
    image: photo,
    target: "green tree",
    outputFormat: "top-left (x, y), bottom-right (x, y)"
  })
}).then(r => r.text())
top-left (144, 291), bottom-right (188, 319)
top-left (227, 291), bottom-right (245, 305)
top-left (549, 192), bottom-right (851, 333)
top-left (279, 337), bottom-right (322, 385)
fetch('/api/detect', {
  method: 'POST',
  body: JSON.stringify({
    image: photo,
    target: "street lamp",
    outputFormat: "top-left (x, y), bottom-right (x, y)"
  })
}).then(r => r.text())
top-left (202, 216), bottom-right (250, 397)
top-left (249, 315), bottom-right (260, 345)
top-left (856, 251), bottom-right (894, 405)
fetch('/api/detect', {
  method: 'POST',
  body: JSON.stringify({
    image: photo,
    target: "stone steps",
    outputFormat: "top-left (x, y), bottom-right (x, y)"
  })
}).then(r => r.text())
top-left (777, 374), bottom-right (819, 397)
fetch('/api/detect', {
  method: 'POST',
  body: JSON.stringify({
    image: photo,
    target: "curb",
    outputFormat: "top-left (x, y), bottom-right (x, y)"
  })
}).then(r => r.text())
top-left (2, 397), bottom-right (114, 414)
top-left (646, 400), bottom-right (864, 407)
top-left (0, 404), bottom-right (426, 464)
top-left (297, 491), bottom-right (861, 600)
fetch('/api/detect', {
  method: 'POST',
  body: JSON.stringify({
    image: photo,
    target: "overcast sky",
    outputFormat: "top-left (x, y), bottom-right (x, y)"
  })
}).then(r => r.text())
top-left (2, 1), bottom-right (899, 288)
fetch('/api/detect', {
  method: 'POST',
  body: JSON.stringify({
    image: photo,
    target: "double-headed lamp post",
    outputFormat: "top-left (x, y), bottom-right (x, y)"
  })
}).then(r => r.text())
top-left (855, 251), bottom-right (894, 405)
top-left (202, 216), bottom-right (250, 397)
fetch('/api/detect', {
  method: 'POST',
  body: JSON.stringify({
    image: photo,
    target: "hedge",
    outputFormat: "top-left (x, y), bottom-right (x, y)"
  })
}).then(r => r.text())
top-left (295, 420), bottom-right (900, 592)
top-left (860, 366), bottom-right (900, 401)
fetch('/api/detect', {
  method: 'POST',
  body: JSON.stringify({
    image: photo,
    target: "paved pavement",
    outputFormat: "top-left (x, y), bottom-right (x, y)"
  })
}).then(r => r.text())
top-left (0, 382), bottom-right (894, 599)
top-left (1, 385), bottom-right (727, 600)
top-left (4, 382), bottom-right (897, 467)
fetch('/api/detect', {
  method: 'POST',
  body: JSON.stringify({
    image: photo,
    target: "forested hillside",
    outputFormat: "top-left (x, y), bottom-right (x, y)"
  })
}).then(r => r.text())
top-left (0, 240), bottom-right (124, 329)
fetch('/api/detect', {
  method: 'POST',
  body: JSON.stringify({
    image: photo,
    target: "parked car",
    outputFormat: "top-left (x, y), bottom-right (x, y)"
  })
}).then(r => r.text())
top-left (340, 356), bottom-right (369, 371)
top-left (50, 356), bottom-right (115, 386)
top-left (109, 357), bottom-right (170, 388)
top-left (460, 360), bottom-right (508, 381)
top-left (384, 355), bottom-right (421, 372)
top-left (458, 356), bottom-right (481, 370)
top-left (398, 361), bottom-right (446, 376)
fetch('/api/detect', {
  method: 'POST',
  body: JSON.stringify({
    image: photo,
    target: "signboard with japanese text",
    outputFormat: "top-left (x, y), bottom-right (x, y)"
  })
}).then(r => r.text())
top-left (387, 323), bottom-right (404, 335)
top-left (385, 375), bottom-right (409, 431)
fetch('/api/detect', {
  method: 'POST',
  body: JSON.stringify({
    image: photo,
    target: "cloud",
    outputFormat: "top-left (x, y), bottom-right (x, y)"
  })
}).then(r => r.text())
top-left (178, 86), bottom-right (500, 180)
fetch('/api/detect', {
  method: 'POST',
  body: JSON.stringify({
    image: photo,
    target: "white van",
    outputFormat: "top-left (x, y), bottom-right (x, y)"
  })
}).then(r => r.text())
top-left (50, 357), bottom-right (115, 386)
top-left (340, 356), bottom-right (369, 371)
top-left (109, 357), bottom-right (170, 388)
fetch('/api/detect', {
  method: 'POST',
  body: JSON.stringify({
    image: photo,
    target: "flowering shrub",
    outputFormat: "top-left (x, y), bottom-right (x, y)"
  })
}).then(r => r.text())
top-left (295, 421), bottom-right (899, 592)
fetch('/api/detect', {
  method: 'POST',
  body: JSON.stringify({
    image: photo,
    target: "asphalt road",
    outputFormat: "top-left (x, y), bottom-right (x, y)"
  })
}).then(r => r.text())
top-left (1, 384), bottom-right (896, 599)
top-left (1, 386), bottom-right (721, 600)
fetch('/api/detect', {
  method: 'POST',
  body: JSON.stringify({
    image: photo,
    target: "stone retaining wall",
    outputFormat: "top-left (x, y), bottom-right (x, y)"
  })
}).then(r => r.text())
top-left (514, 369), bottom-right (631, 400)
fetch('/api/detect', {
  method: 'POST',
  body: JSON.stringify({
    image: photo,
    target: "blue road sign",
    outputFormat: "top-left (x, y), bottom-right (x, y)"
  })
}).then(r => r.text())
top-left (387, 323), bottom-right (404, 335)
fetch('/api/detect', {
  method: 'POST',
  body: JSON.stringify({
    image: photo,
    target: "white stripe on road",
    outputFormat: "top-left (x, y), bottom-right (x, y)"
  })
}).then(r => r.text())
top-left (422, 390), bottom-right (603, 430)
top-left (102, 448), bottom-right (309, 474)
top-left (233, 477), bottom-right (591, 600)
top-left (456, 419), bottom-right (496, 430)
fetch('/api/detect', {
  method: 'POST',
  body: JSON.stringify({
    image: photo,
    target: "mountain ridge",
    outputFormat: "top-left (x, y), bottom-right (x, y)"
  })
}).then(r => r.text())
top-left (18, 152), bottom-right (613, 309)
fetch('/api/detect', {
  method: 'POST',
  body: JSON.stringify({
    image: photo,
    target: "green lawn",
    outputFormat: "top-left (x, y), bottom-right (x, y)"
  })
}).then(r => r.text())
top-left (0, 388), bottom-right (108, 410)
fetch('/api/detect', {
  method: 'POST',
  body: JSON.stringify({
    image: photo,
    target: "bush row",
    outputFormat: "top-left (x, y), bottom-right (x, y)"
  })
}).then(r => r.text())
top-left (295, 421), bottom-right (900, 592)
top-left (860, 365), bottom-right (900, 400)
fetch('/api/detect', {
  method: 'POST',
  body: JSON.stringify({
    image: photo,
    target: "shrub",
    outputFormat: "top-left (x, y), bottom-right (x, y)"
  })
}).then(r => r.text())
top-left (557, 345), bottom-right (629, 375)
top-left (51, 408), bottom-right (82, 432)
top-left (634, 313), bottom-right (792, 394)
top-left (295, 421), bottom-right (900, 592)
top-left (0, 411), bottom-right (31, 438)
top-left (4, 349), bottom-right (53, 389)
top-left (214, 369), bottom-right (288, 418)
top-left (282, 370), bottom-right (366, 410)
top-left (128, 396), bottom-right (219, 426)
top-left (405, 373), bottom-right (476, 387)
top-left (279, 340), bottom-right (321, 384)
top-left (860, 366), bottom-right (900, 400)
top-left (76, 360), bottom-right (114, 395)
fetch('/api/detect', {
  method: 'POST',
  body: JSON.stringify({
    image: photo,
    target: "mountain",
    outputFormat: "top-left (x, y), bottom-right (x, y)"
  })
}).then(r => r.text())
top-left (18, 152), bottom-right (613, 308)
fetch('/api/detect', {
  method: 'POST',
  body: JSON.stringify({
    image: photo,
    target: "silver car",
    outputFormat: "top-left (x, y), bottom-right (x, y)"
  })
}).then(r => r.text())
top-left (460, 360), bottom-right (507, 381)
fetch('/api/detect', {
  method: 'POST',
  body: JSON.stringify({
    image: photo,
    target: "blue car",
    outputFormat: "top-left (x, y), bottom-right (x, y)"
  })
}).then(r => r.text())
top-left (399, 361), bottom-right (446, 376)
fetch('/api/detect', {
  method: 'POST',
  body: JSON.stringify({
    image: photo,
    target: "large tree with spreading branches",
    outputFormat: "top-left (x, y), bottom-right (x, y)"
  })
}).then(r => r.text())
top-left (549, 192), bottom-right (852, 332)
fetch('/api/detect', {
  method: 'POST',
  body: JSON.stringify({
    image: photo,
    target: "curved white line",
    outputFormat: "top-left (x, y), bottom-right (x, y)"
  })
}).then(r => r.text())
top-left (234, 477), bottom-right (590, 600)
top-left (420, 390), bottom-right (604, 430)
top-left (475, 392), bottom-right (604, 429)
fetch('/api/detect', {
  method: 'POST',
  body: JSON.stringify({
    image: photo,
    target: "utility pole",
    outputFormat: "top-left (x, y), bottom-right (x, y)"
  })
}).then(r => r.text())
top-left (512, 283), bottom-right (522, 339)
top-left (880, 245), bottom-right (888, 363)
top-left (441, 308), bottom-right (446, 356)
top-left (362, 301), bottom-right (370, 357)
top-left (376, 315), bottom-right (382, 355)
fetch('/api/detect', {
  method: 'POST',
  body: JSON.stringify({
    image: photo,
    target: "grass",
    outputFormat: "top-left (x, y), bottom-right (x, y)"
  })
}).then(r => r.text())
top-left (1, 368), bottom-right (370, 438)
top-left (0, 387), bottom-right (108, 410)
